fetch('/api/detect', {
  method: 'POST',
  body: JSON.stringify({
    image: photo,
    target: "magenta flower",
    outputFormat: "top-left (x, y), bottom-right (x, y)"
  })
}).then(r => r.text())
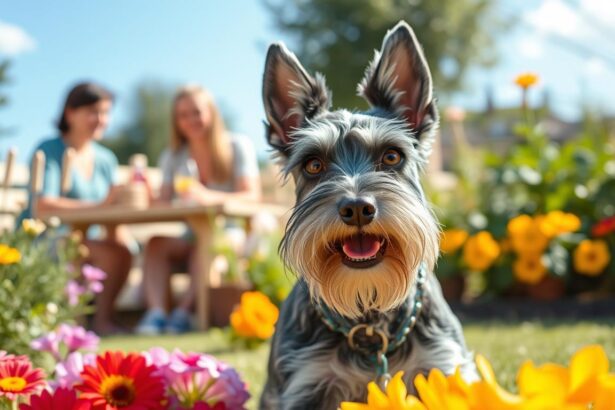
top-left (169, 350), bottom-right (220, 378)
top-left (65, 280), bottom-right (86, 306)
top-left (207, 363), bottom-right (250, 410)
top-left (30, 331), bottom-right (61, 361)
top-left (142, 348), bottom-right (249, 410)
top-left (58, 324), bottom-right (99, 353)
top-left (142, 347), bottom-right (172, 369)
top-left (82, 264), bottom-right (106, 294)
top-left (169, 370), bottom-right (217, 408)
top-left (142, 347), bottom-right (174, 381)
top-left (86, 281), bottom-right (103, 294)
top-left (53, 352), bottom-right (95, 389)
top-left (187, 401), bottom-right (227, 410)
top-left (81, 264), bottom-right (107, 282)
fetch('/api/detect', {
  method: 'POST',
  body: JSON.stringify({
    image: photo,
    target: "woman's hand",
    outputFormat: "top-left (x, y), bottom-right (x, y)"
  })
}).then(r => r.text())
top-left (181, 182), bottom-right (224, 205)
top-left (102, 185), bottom-right (121, 206)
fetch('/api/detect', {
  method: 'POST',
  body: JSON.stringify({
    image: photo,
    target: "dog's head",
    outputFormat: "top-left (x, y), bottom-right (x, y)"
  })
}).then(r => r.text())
top-left (263, 21), bottom-right (440, 318)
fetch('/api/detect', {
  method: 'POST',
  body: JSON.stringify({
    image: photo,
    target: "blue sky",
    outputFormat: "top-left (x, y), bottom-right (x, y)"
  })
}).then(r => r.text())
top-left (1, 0), bottom-right (614, 163)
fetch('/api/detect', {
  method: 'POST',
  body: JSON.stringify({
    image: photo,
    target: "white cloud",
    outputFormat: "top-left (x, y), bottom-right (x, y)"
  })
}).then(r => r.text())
top-left (518, 36), bottom-right (544, 59)
top-left (0, 21), bottom-right (36, 56)
top-left (525, 0), bottom-right (584, 38)
top-left (582, 0), bottom-right (615, 26)
top-left (525, 0), bottom-right (615, 41)
top-left (585, 57), bottom-right (606, 76)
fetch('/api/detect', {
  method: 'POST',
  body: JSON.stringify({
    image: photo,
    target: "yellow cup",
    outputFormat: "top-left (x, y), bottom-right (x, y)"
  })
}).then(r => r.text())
top-left (174, 175), bottom-right (195, 195)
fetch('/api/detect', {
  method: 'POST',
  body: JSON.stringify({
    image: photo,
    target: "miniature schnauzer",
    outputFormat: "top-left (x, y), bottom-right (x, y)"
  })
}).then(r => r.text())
top-left (260, 21), bottom-right (477, 410)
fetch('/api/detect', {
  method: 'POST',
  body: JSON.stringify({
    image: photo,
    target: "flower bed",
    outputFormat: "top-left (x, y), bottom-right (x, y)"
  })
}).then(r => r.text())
top-left (434, 74), bottom-right (615, 299)
top-left (1, 324), bottom-right (250, 409)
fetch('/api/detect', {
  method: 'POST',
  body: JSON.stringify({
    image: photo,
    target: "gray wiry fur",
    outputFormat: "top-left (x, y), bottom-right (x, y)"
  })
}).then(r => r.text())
top-left (260, 20), bottom-right (477, 410)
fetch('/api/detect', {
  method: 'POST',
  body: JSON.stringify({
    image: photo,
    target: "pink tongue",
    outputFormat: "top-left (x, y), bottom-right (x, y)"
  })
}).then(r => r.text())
top-left (342, 234), bottom-right (381, 259)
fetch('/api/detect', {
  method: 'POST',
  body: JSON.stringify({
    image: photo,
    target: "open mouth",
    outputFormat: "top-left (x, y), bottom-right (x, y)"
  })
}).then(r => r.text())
top-left (336, 233), bottom-right (387, 269)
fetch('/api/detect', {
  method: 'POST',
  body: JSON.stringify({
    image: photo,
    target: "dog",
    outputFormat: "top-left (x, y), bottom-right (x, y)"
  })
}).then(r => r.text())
top-left (260, 20), bottom-right (477, 410)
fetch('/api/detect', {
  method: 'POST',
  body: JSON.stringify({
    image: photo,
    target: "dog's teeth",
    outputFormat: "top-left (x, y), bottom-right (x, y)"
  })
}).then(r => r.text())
top-left (347, 254), bottom-right (377, 262)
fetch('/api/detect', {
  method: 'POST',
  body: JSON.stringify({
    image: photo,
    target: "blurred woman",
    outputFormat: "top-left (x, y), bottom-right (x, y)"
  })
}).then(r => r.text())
top-left (21, 82), bottom-right (132, 335)
top-left (136, 85), bottom-right (261, 334)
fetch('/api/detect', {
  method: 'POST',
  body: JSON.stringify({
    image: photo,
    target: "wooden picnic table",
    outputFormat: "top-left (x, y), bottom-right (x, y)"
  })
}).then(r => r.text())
top-left (39, 200), bottom-right (288, 330)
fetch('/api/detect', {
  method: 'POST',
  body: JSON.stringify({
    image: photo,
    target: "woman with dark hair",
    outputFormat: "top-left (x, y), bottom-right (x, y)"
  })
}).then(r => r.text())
top-left (20, 82), bottom-right (132, 335)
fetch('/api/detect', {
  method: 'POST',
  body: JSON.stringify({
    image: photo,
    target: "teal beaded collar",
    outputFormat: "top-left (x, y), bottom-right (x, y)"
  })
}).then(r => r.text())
top-left (315, 263), bottom-right (426, 387)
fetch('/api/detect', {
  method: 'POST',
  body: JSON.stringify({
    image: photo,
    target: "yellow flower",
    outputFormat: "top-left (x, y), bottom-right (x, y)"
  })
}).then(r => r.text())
top-left (470, 354), bottom-right (525, 410)
top-left (414, 368), bottom-right (472, 410)
top-left (573, 240), bottom-right (611, 276)
top-left (517, 344), bottom-right (612, 408)
top-left (339, 345), bottom-right (615, 410)
top-left (538, 211), bottom-right (581, 238)
top-left (507, 215), bottom-right (549, 256)
top-left (230, 291), bottom-right (279, 340)
top-left (513, 254), bottom-right (547, 285)
top-left (339, 372), bottom-right (426, 410)
top-left (440, 229), bottom-right (469, 254)
top-left (21, 218), bottom-right (46, 236)
top-left (0, 245), bottom-right (21, 265)
top-left (514, 72), bottom-right (539, 89)
top-left (462, 232), bottom-right (500, 272)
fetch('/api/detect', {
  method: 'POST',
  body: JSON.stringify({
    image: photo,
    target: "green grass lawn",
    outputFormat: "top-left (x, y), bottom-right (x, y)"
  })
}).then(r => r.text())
top-left (101, 321), bottom-right (615, 410)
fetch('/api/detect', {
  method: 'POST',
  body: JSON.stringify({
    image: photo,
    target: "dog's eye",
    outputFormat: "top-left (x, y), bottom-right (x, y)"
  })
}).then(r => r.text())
top-left (382, 149), bottom-right (402, 166)
top-left (304, 158), bottom-right (324, 175)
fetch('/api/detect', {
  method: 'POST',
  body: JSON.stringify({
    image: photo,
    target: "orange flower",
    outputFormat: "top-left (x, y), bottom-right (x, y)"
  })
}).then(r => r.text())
top-left (513, 254), bottom-right (547, 285)
top-left (230, 291), bottom-right (279, 340)
top-left (507, 215), bottom-right (549, 256)
top-left (462, 232), bottom-right (500, 272)
top-left (440, 229), bottom-right (469, 254)
top-left (573, 240), bottom-right (611, 276)
top-left (514, 72), bottom-right (539, 89)
top-left (538, 211), bottom-right (581, 238)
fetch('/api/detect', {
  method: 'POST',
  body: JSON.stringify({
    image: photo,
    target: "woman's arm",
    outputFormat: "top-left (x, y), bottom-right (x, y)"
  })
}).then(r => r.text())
top-left (35, 185), bottom-right (119, 214)
top-left (157, 184), bottom-right (174, 202)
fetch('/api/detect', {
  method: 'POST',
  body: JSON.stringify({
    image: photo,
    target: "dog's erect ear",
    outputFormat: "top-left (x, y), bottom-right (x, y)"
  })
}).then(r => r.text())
top-left (358, 21), bottom-right (438, 142)
top-left (263, 43), bottom-right (331, 154)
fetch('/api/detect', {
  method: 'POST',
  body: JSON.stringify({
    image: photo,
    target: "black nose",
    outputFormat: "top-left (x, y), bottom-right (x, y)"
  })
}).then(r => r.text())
top-left (338, 197), bottom-right (376, 226)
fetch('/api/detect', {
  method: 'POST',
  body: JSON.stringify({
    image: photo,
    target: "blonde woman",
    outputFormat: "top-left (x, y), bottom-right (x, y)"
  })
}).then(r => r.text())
top-left (136, 85), bottom-right (261, 334)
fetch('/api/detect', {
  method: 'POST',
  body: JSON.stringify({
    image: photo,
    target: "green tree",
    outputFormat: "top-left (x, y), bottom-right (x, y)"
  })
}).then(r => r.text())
top-left (0, 60), bottom-right (10, 136)
top-left (264, 0), bottom-right (506, 109)
top-left (103, 82), bottom-right (174, 165)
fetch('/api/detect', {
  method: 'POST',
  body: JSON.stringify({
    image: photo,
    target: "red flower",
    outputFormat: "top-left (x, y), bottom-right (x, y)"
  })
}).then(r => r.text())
top-left (592, 216), bottom-right (615, 237)
top-left (76, 351), bottom-right (166, 410)
top-left (20, 388), bottom-right (92, 410)
top-left (192, 402), bottom-right (227, 410)
top-left (0, 357), bottom-right (46, 400)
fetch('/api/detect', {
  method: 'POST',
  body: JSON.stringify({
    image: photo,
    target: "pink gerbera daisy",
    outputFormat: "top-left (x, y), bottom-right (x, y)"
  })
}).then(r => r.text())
top-left (0, 357), bottom-right (46, 400)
